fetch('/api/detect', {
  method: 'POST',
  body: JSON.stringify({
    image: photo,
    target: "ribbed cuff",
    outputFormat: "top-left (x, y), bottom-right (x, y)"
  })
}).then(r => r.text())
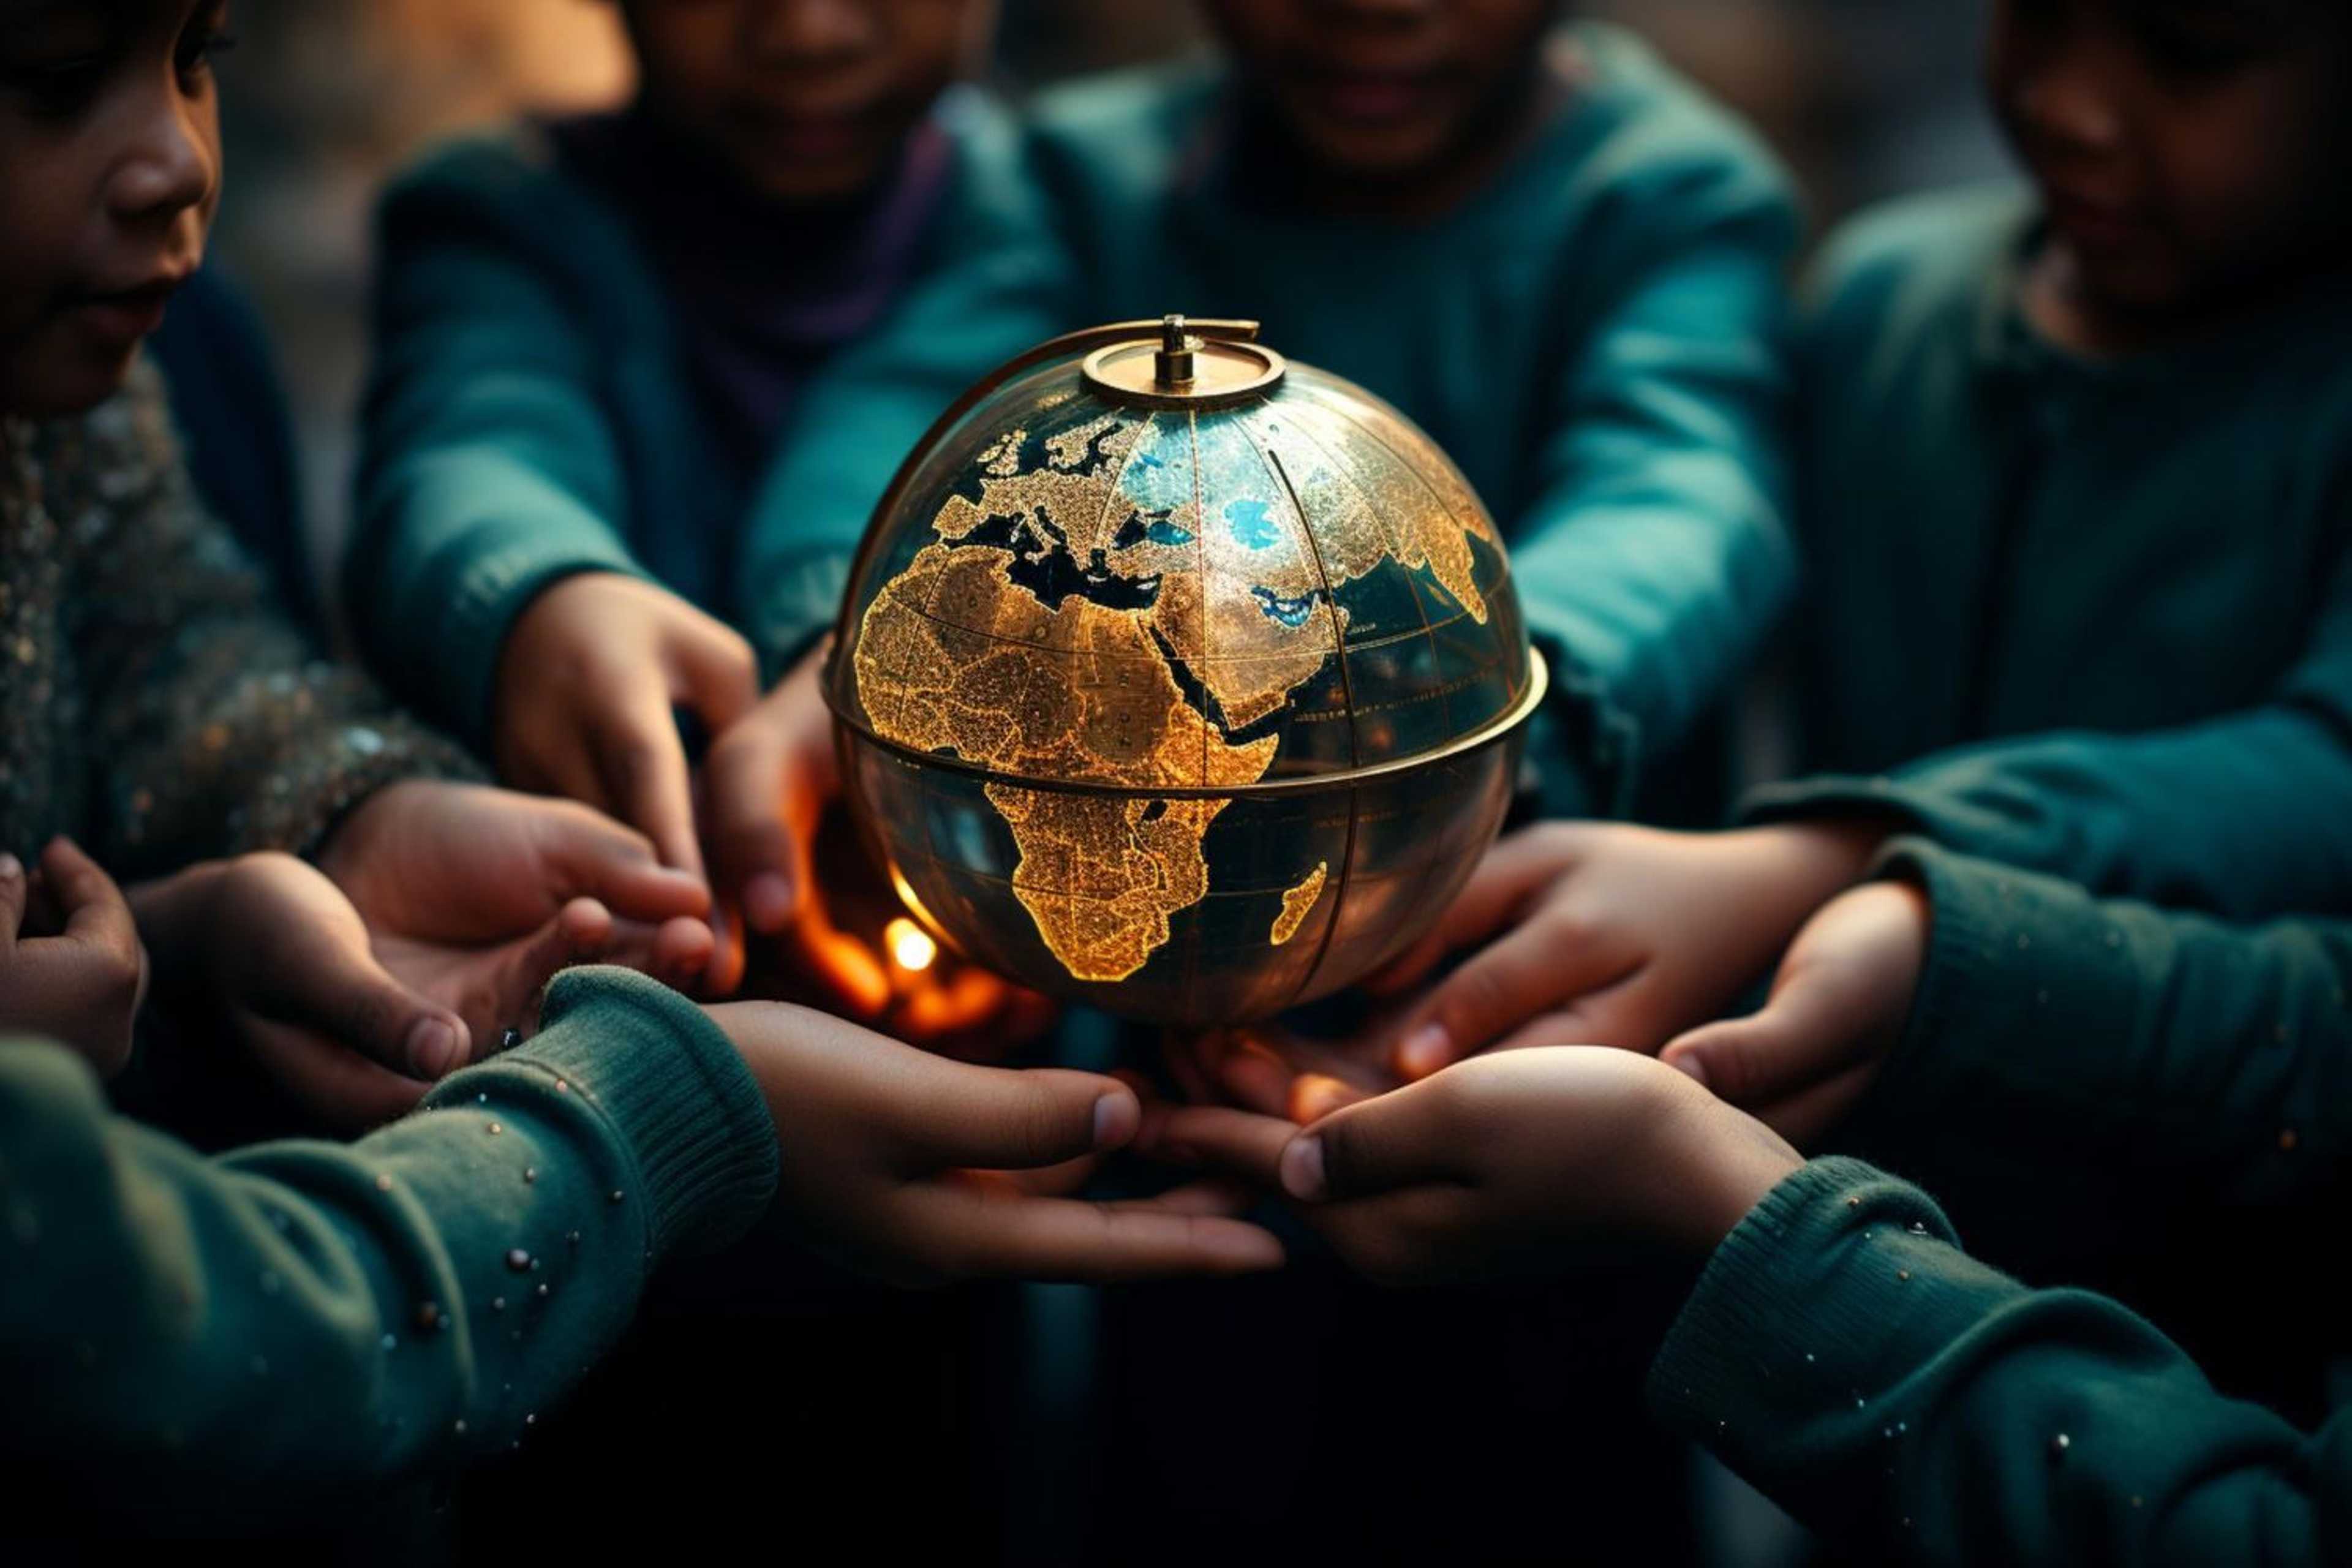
top-left (501, 968), bottom-right (777, 1260)
top-left (1856, 840), bottom-right (2146, 1137)
top-left (1737, 771), bottom-right (1931, 836)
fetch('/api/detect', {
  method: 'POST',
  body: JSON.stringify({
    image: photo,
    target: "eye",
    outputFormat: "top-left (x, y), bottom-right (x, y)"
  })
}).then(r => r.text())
top-left (175, 6), bottom-right (238, 87)
top-left (2132, 1), bottom-right (2274, 77)
top-left (1, 53), bottom-right (109, 120)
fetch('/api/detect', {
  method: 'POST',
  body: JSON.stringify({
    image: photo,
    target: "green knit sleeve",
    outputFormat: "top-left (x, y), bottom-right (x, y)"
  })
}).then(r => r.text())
top-left (1649, 1158), bottom-right (2352, 1564)
top-left (1740, 545), bottom-right (2352, 916)
top-left (1861, 840), bottom-right (2352, 1213)
top-left (0, 967), bottom-right (775, 1534)
top-left (346, 135), bottom-right (655, 746)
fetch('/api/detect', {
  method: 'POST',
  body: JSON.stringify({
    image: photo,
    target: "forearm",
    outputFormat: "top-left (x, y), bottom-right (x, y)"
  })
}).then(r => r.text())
top-left (1860, 840), bottom-right (2352, 1212)
top-left (1743, 705), bottom-right (2352, 918)
top-left (0, 968), bottom-right (775, 1532)
top-left (1651, 1159), bottom-right (2352, 1565)
top-left (349, 169), bottom-right (646, 742)
top-left (1515, 238), bottom-right (1798, 816)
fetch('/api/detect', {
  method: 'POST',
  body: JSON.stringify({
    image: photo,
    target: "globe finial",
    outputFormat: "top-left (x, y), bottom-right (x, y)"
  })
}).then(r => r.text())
top-left (1155, 314), bottom-right (1196, 388)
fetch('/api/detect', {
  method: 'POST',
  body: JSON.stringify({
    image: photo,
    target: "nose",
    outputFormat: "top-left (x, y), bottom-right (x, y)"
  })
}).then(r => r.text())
top-left (748, 0), bottom-right (878, 63)
top-left (106, 80), bottom-right (217, 235)
top-left (2008, 48), bottom-right (2126, 159)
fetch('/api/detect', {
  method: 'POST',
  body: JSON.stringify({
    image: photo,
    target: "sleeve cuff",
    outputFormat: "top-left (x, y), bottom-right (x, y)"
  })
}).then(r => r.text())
top-left (439, 968), bottom-right (778, 1260)
top-left (1853, 840), bottom-right (2150, 1141)
top-left (1646, 1158), bottom-right (2017, 1527)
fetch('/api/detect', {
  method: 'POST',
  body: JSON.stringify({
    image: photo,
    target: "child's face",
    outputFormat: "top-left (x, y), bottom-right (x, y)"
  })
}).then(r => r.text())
top-left (619, 0), bottom-right (990, 203)
top-left (1203, 0), bottom-right (1558, 181)
top-left (1989, 0), bottom-right (2352, 316)
top-left (0, 1), bottom-right (225, 419)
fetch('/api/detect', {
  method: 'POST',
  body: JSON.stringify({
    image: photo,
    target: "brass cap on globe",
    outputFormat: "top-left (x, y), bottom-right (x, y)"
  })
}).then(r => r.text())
top-left (1081, 314), bottom-right (1286, 409)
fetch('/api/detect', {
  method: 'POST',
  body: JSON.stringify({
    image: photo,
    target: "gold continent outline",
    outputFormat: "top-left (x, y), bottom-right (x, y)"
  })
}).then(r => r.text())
top-left (851, 402), bottom-right (1498, 983)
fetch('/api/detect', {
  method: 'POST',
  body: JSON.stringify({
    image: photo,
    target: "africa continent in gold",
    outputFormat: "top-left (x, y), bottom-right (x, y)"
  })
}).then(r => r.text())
top-left (853, 403), bottom-right (1496, 982)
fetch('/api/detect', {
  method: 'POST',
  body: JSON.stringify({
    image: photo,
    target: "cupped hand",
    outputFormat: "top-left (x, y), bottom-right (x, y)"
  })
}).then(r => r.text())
top-left (1138, 1046), bottom-right (1803, 1285)
top-left (0, 840), bottom-right (147, 1077)
top-left (1365, 820), bottom-right (1885, 1079)
top-left (1659, 878), bottom-right (1930, 1147)
top-left (709, 1000), bottom-right (1285, 1286)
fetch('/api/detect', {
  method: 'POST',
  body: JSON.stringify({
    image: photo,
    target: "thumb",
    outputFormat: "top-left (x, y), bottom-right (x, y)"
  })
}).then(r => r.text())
top-left (0, 852), bottom-right (24, 945)
top-left (1281, 1074), bottom-right (1464, 1202)
top-left (1659, 971), bottom-right (1858, 1109)
top-left (893, 1063), bottom-right (1140, 1173)
top-left (253, 938), bottom-right (470, 1081)
top-left (666, 614), bottom-right (761, 734)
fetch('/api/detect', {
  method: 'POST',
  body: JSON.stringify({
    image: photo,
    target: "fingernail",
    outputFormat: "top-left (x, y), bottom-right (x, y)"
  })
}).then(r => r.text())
top-left (1091, 1090), bottom-right (1139, 1150)
top-left (743, 872), bottom-right (793, 933)
top-left (1397, 1023), bottom-right (1450, 1079)
top-left (1280, 1135), bottom-right (1327, 1202)
top-left (1667, 1052), bottom-right (1708, 1088)
top-left (407, 1017), bottom-right (465, 1079)
top-left (0, 854), bottom-right (19, 880)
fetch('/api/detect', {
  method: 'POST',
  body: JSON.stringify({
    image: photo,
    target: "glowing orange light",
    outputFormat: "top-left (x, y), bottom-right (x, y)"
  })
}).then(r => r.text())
top-left (884, 917), bottom-right (937, 974)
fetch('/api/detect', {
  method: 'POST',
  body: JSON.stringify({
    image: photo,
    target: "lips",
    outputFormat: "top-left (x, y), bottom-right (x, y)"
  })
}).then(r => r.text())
top-left (2037, 175), bottom-right (2149, 250)
top-left (1296, 66), bottom-right (1447, 127)
top-left (72, 278), bottom-right (181, 342)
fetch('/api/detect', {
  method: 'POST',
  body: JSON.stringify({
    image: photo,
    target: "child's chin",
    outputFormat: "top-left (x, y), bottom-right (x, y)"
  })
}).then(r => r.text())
top-left (0, 341), bottom-right (139, 420)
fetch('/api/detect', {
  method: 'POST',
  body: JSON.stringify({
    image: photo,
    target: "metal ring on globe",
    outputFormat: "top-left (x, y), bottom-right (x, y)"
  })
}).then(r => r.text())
top-left (828, 644), bottom-right (1549, 801)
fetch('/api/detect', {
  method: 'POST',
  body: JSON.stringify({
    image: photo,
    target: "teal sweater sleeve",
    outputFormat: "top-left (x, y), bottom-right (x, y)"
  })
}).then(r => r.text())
top-left (0, 968), bottom-right (776, 1532)
top-left (1649, 1159), bottom-right (2352, 1564)
top-left (1861, 840), bottom-right (2352, 1215)
top-left (1743, 545), bottom-right (2352, 920)
top-left (736, 92), bottom-right (1079, 684)
top-left (1507, 127), bottom-right (1800, 816)
top-left (347, 135), bottom-right (655, 747)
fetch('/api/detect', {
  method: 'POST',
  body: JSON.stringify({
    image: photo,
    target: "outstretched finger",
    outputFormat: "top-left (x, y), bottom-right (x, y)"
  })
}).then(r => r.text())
top-left (593, 692), bottom-right (706, 884)
top-left (908, 1183), bottom-right (1284, 1281)
top-left (891, 1062), bottom-right (1139, 1172)
top-left (1658, 964), bottom-right (1879, 1109)
top-left (1364, 826), bottom-right (1585, 996)
top-left (0, 852), bottom-right (24, 945)
top-left (1389, 918), bottom-right (1636, 1081)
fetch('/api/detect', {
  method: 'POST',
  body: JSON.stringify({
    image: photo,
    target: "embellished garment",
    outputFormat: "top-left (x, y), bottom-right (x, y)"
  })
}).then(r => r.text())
top-left (0, 357), bottom-right (473, 874)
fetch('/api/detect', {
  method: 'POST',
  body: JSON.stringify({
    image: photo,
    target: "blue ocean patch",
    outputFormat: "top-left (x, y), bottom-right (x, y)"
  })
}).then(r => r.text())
top-left (1251, 586), bottom-right (1325, 628)
top-left (1225, 498), bottom-right (1280, 551)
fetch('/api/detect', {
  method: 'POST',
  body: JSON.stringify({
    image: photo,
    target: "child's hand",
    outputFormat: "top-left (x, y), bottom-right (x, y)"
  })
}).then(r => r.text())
top-left (318, 779), bottom-right (717, 989)
top-left (1371, 820), bottom-right (1885, 1076)
top-left (137, 851), bottom-right (589, 1131)
top-left (1659, 880), bottom-right (1930, 1147)
top-left (695, 644), bottom-right (880, 1001)
top-left (1163, 1022), bottom-right (1403, 1125)
top-left (708, 1001), bottom-right (1285, 1285)
top-left (1141, 1047), bottom-right (1802, 1284)
top-left (0, 841), bottom-right (148, 1077)
top-left (494, 571), bottom-right (760, 891)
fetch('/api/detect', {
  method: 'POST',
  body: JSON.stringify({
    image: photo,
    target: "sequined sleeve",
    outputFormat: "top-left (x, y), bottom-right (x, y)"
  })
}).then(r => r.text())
top-left (50, 360), bottom-right (478, 874)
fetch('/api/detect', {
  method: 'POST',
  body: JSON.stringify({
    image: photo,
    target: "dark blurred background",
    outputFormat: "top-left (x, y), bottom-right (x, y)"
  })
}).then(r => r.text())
top-left (209, 0), bottom-right (2001, 617)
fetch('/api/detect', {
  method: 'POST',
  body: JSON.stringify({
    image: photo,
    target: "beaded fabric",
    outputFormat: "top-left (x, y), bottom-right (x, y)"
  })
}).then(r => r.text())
top-left (0, 356), bottom-right (478, 875)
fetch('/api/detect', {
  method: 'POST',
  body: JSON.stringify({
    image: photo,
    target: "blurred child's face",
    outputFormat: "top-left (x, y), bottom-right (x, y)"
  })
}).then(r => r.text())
top-left (619, 0), bottom-right (990, 203)
top-left (1204, 0), bottom-right (1558, 181)
top-left (0, 1), bottom-right (225, 419)
top-left (1989, 0), bottom-right (2352, 317)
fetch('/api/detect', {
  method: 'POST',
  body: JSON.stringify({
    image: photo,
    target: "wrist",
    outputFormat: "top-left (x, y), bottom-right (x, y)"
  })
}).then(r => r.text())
top-left (1659, 1092), bottom-right (1804, 1258)
top-left (124, 861), bottom-right (230, 978)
